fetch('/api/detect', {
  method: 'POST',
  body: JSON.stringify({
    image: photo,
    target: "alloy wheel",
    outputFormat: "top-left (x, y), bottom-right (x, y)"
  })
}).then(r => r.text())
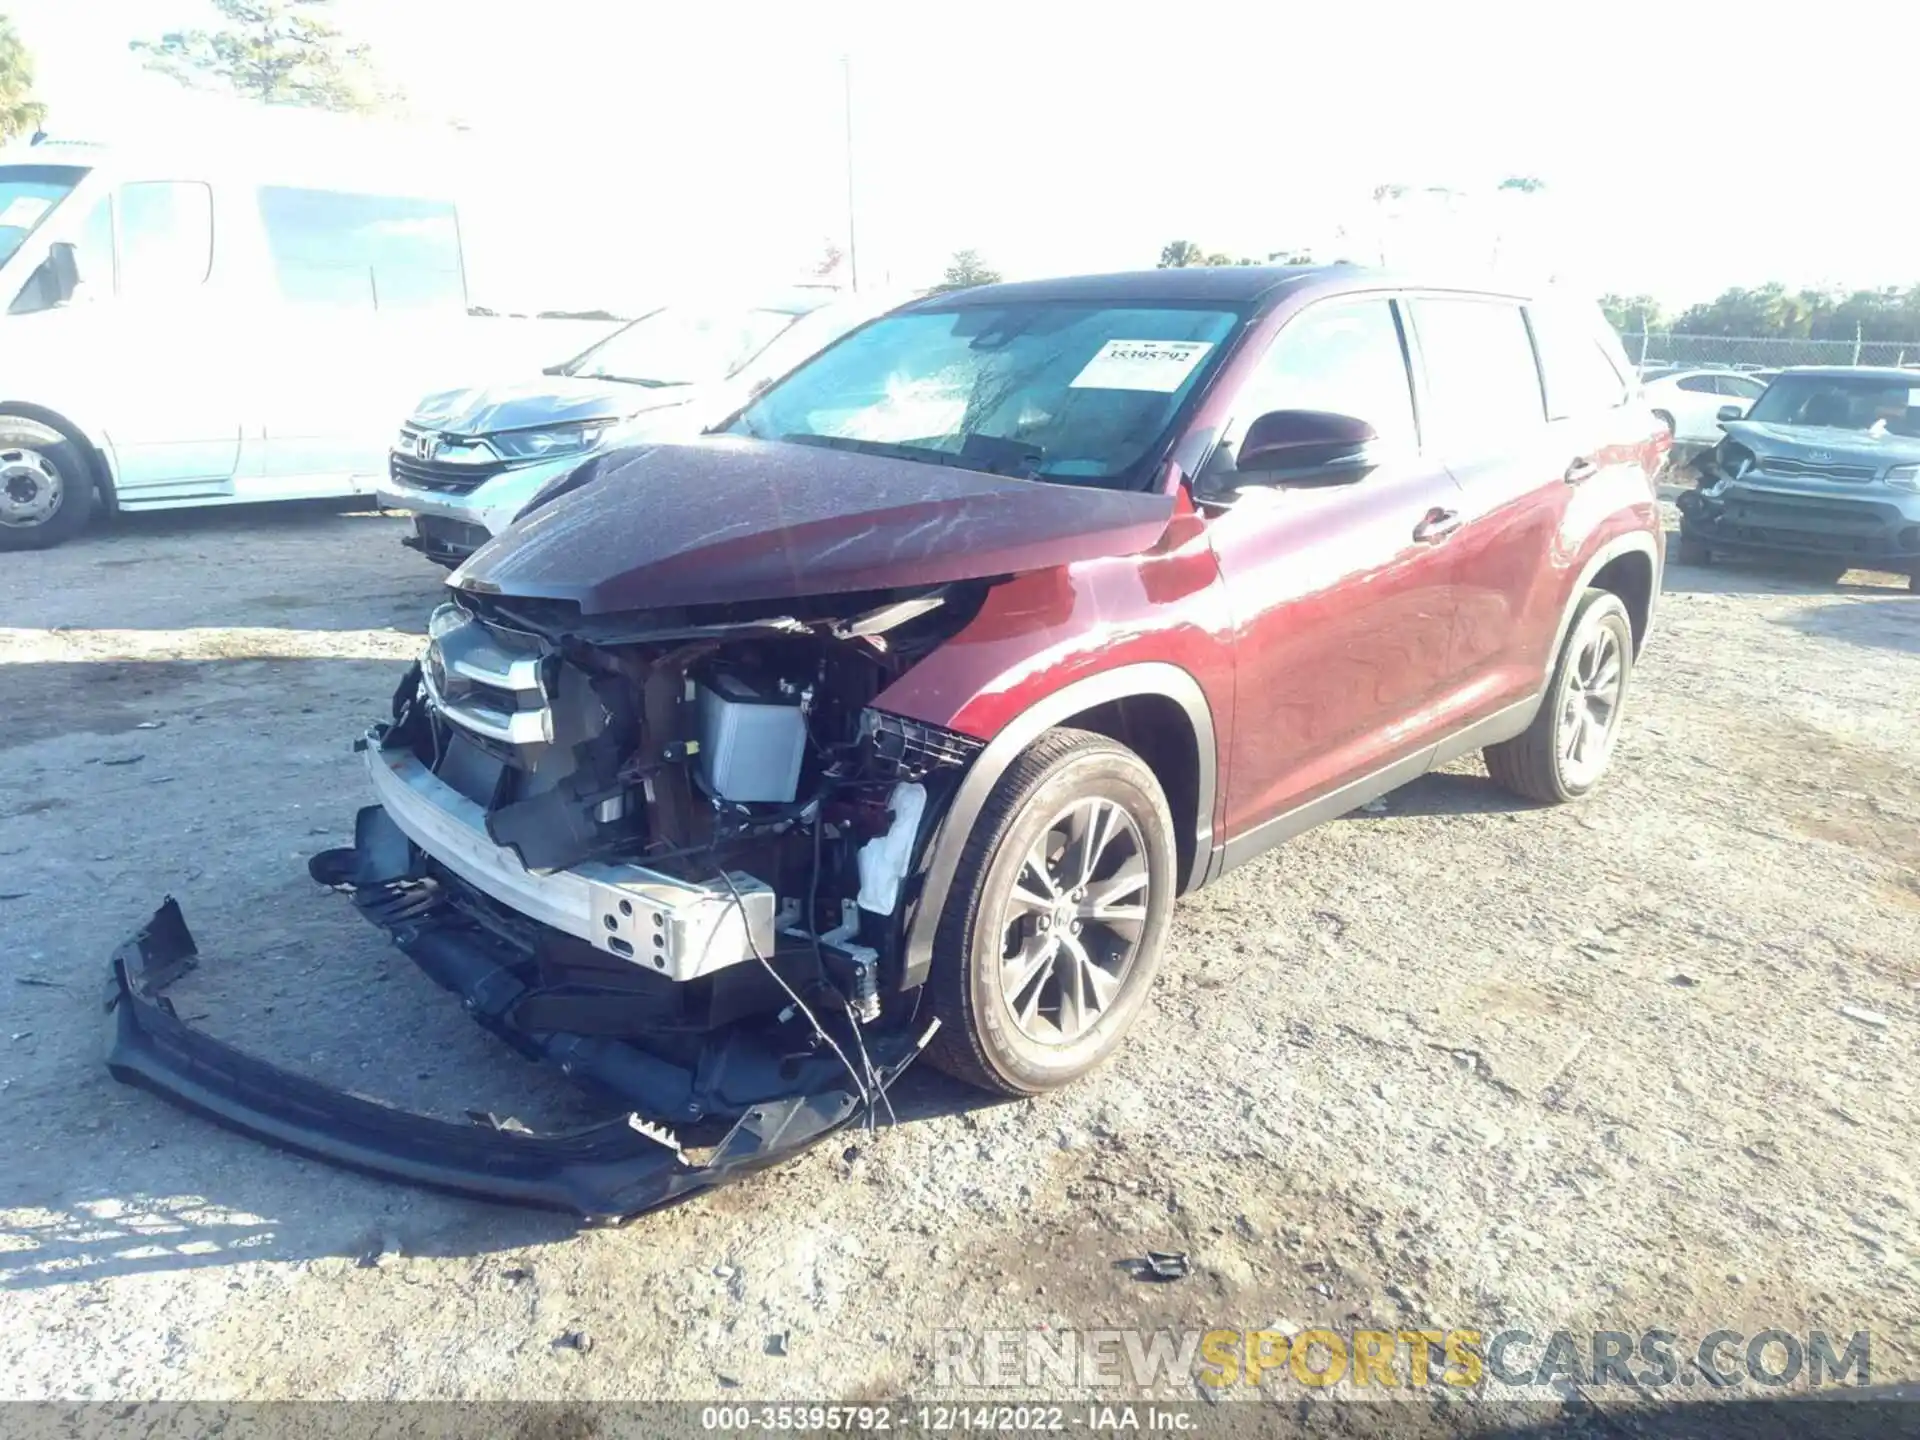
top-left (1558, 624), bottom-right (1625, 789)
top-left (996, 796), bottom-right (1150, 1045)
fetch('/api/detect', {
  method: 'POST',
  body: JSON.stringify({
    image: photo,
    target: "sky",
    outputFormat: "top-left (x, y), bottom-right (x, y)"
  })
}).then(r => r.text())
top-left (10, 0), bottom-right (1919, 313)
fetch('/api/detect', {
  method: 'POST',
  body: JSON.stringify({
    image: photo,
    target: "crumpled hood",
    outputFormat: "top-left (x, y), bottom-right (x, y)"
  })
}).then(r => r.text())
top-left (451, 437), bottom-right (1177, 615)
top-left (1722, 419), bottom-right (1920, 468)
top-left (407, 375), bottom-right (692, 436)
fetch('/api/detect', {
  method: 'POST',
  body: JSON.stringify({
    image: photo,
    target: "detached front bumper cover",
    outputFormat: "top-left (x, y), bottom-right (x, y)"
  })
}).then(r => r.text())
top-left (103, 898), bottom-right (928, 1221)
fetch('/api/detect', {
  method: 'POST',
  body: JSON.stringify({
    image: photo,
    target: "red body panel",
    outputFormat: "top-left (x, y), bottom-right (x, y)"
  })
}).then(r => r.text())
top-left (875, 503), bottom-right (1235, 747)
top-left (876, 275), bottom-right (1665, 879)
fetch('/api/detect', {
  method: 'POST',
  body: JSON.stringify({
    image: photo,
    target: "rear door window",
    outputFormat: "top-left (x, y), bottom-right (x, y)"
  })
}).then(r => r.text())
top-left (257, 187), bottom-right (465, 311)
top-left (1408, 297), bottom-right (1545, 454)
top-left (1527, 305), bottom-right (1629, 419)
top-left (117, 181), bottom-right (213, 298)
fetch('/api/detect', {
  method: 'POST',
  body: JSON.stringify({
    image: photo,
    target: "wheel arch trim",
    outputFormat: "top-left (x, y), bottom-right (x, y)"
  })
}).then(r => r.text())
top-left (898, 661), bottom-right (1218, 991)
top-left (1555, 530), bottom-right (1661, 662)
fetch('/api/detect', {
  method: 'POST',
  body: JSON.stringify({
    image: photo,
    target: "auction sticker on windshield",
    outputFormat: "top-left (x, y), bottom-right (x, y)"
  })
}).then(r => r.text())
top-left (0, 196), bottom-right (53, 230)
top-left (1069, 339), bottom-right (1214, 392)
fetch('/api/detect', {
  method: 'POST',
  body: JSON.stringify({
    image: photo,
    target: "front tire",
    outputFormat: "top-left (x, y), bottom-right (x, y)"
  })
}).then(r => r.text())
top-left (0, 413), bottom-right (95, 551)
top-left (926, 728), bottom-right (1176, 1096)
top-left (1485, 590), bottom-right (1636, 805)
top-left (1675, 528), bottom-right (1712, 566)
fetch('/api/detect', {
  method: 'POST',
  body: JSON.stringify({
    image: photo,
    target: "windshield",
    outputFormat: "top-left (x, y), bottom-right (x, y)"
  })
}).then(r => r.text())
top-left (1746, 374), bottom-right (1920, 438)
top-left (563, 302), bottom-right (802, 387)
top-left (0, 165), bottom-right (87, 270)
top-left (726, 301), bottom-right (1245, 488)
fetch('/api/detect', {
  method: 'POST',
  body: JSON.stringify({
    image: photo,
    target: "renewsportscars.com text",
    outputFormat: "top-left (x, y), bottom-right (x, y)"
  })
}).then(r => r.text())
top-left (934, 1327), bottom-right (1873, 1392)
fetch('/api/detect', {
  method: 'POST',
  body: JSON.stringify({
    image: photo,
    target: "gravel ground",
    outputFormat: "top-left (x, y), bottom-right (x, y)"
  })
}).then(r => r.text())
top-left (2, 498), bottom-right (1916, 1418)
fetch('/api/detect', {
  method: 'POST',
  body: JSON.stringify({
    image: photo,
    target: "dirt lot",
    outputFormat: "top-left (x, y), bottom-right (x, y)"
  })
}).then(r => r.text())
top-left (2, 499), bottom-right (1916, 1416)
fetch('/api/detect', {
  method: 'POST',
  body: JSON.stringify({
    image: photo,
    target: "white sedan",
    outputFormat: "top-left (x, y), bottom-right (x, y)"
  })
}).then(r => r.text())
top-left (1642, 369), bottom-right (1769, 446)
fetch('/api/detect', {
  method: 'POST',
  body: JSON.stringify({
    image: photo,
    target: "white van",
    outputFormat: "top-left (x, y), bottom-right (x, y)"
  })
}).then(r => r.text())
top-left (0, 128), bottom-right (622, 549)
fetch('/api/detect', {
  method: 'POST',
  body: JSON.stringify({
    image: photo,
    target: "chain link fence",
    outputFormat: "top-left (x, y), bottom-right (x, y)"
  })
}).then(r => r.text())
top-left (1621, 331), bottom-right (1919, 372)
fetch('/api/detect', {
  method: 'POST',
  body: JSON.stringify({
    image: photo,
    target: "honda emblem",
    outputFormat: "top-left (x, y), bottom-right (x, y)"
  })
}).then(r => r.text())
top-left (415, 431), bottom-right (440, 462)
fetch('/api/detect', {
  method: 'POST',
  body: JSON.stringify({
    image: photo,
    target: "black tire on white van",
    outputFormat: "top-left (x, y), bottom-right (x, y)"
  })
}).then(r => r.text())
top-left (0, 412), bottom-right (96, 551)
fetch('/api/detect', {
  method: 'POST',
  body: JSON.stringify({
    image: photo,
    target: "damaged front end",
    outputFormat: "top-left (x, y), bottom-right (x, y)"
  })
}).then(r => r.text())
top-left (103, 581), bottom-right (987, 1219)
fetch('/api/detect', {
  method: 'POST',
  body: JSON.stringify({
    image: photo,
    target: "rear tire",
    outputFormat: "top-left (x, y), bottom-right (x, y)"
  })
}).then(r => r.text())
top-left (1485, 590), bottom-right (1635, 805)
top-left (925, 728), bottom-right (1176, 1096)
top-left (0, 412), bottom-right (95, 551)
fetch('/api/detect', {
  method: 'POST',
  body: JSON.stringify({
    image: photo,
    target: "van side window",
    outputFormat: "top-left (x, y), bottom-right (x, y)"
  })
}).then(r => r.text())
top-left (1527, 304), bottom-right (1629, 419)
top-left (1230, 298), bottom-right (1418, 456)
top-left (1408, 297), bottom-right (1545, 453)
top-left (117, 182), bottom-right (213, 298)
top-left (257, 187), bottom-right (465, 311)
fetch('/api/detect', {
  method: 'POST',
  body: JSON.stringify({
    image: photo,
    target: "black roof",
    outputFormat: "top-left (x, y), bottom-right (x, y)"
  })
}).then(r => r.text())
top-left (912, 265), bottom-right (1333, 309)
top-left (908, 263), bottom-right (1540, 312)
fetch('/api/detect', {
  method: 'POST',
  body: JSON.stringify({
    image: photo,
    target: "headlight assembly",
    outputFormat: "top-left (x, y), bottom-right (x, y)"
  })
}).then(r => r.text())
top-left (1886, 464), bottom-right (1920, 491)
top-left (487, 421), bottom-right (615, 462)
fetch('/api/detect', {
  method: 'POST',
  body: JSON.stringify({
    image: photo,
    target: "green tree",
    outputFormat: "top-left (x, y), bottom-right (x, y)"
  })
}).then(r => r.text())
top-left (1497, 175), bottom-right (1546, 194)
top-left (935, 248), bottom-right (1001, 292)
top-left (130, 0), bottom-right (393, 112)
top-left (1598, 294), bottom-right (1665, 333)
top-left (1, 12), bottom-right (47, 143)
top-left (1157, 240), bottom-right (1205, 268)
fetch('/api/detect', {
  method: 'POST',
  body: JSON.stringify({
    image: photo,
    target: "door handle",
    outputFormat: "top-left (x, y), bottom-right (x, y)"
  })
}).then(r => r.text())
top-left (1412, 507), bottom-right (1461, 544)
top-left (1564, 457), bottom-right (1600, 485)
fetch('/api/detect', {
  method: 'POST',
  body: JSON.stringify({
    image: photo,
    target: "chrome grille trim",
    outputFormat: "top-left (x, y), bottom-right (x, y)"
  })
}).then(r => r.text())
top-left (423, 605), bottom-right (554, 748)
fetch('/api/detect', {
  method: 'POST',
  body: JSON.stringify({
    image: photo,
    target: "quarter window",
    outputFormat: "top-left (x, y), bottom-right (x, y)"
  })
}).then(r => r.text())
top-left (1409, 297), bottom-right (1545, 453)
top-left (117, 181), bottom-right (213, 297)
top-left (257, 187), bottom-right (465, 311)
top-left (1528, 304), bottom-right (1629, 419)
top-left (1230, 299), bottom-right (1418, 455)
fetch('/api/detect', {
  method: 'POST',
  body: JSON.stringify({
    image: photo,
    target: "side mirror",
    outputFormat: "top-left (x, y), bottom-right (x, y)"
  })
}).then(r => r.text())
top-left (1233, 409), bottom-right (1380, 487)
top-left (1715, 404), bottom-right (1744, 424)
top-left (44, 242), bottom-right (81, 305)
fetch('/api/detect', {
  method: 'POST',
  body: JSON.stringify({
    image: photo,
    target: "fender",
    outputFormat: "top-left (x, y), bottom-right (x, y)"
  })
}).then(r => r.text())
top-left (897, 661), bottom-right (1218, 991)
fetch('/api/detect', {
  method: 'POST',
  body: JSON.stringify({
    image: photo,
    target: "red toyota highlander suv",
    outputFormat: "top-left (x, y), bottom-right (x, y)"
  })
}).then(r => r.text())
top-left (107, 266), bottom-right (1667, 1218)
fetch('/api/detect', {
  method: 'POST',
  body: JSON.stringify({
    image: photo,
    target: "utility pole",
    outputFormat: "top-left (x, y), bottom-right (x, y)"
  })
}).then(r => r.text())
top-left (842, 55), bottom-right (859, 292)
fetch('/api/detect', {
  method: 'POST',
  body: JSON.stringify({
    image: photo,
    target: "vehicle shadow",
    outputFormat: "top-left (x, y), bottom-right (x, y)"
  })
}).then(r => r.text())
top-left (4, 504), bottom-right (442, 632)
top-left (1779, 595), bottom-right (1920, 656)
top-left (90, 496), bottom-right (390, 540)
top-left (0, 1062), bottom-right (998, 1293)
top-left (1660, 532), bottom-right (1912, 600)
top-left (1339, 769), bottom-right (1532, 821)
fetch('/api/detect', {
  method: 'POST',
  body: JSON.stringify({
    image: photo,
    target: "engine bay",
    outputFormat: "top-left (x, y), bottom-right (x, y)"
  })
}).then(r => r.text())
top-left (323, 582), bottom-right (988, 1126)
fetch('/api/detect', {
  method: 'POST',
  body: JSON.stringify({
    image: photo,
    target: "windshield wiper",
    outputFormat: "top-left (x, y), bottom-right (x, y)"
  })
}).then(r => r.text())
top-left (781, 433), bottom-right (1046, 479)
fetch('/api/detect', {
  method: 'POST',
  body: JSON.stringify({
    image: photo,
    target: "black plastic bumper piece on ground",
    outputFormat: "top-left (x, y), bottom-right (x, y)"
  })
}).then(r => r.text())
top-left (103, 898), bottom-right (926, 1221)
